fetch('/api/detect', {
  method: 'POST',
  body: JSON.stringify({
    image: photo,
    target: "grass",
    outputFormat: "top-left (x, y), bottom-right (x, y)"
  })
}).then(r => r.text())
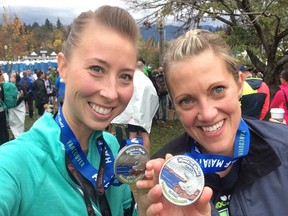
top-left (24, 112), bottom-right (185, 155)
top-left (149, 120), bottom-right (184, 154)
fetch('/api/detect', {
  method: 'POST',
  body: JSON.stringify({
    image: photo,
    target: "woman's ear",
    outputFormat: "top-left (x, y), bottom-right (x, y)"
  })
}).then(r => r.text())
top-left (57, 52), bottom-right (67, 84)
top-left (237, 72), bottom-right (245, 99)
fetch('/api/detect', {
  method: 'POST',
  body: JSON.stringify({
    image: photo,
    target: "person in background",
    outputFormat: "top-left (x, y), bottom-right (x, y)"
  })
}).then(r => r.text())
top-left (44, 73), bottom-right (53, 96)
top-left (32, 69), bottom-right (38, 81)
top-left (270, 68), bottom-right (288, 124)
top-left (43, 73), bottom-right (54, 111)
top-left (112, 60), bottom-right (159, 153)
top-left (32, 70), bottom-right (49, 116)
top-left (137, 29), bottom-right (288, 215)
top-left (0, 5), bottom-right (158, 215)
top-left (149, 68), bottom-right (160, 125)
top-left (155, 66), bottom-right (168, 124)
top-left (1, 68), bottom-right (9, 83)
top-left (19, 70), bottom-right (34, 118)
top-left (55, 75), bottom-right (65, 109)
top-left (0, 71), bottom-right (9, 144)
top-left (49, 67), bottom-right (58, 86)
top-left (239, 66), bottom-right (270, 120)
top-left (138, 57), bottom-right (151, 77)
top-left (8, 71), bottom-right (27, 138)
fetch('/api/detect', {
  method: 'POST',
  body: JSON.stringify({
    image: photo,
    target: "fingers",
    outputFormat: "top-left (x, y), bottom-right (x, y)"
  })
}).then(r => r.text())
top-left (136, 155), bottom-right (170, 216)
top-left (138, 154), bottom-right (173, 189)
top-left (145, 185), bottom-right (166, 216)
top-left (194, 186), bottom-right (213, 215)
top-left (165, 153), bottom-right (173, 160)
top-left (146, 202), bottom-right (163, 216)
top-left (137, 184), bottom-right (163, 216)
top-left (269, 118), bottom-right (285, 124)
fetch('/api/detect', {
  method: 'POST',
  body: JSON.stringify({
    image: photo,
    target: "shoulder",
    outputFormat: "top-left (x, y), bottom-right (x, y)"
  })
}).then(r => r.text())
top-left (274, 89), bottom-right (284, 96)
top-left (0, 115), bottom-right (59, 165)
top-left (102, 131), bottom-right (120, 155)
top-left (245, 118), bottom-right (288, 149)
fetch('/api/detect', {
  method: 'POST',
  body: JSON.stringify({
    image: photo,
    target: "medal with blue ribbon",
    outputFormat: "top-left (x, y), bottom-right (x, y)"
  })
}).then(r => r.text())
top-left (185, 119), bottom-right (250, 174)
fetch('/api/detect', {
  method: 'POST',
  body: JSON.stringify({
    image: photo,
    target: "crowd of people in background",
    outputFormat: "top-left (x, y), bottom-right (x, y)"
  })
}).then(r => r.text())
top-left (1, 51), bottom-right (288, 146)
top-left (1, 56), bottom-right (288, 146)
top-left (0, 65), bottom-right (66, 144)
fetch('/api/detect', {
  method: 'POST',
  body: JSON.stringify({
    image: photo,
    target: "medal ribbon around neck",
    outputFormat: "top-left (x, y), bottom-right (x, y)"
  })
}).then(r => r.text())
top-left (56, 107), bottom-right (115, 190)
top-left (184, 118), bottom-right (250, 174)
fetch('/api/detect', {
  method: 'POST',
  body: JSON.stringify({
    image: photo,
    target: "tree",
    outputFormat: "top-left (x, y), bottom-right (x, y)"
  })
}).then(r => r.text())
top-left (56, 18), bottom-right (63, 29)
top-left (139, 38), bottom-right (160, 68)
top-left (1, 7), bottom-right (31, 60)
top-left (44, 18), bottom-right (54, 31)
top-left (125, 0), bottom-right (288, 90)
top-left (0, 8), bottom-right (68, 60)
top-left (52, 28), bottom-right (66, 53)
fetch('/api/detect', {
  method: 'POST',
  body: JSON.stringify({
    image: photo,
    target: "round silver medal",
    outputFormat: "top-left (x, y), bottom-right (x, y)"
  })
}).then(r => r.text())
top-left (114, 144), bottom-right (149, 184)
top-left (159, 155), bottom-right (204, 206)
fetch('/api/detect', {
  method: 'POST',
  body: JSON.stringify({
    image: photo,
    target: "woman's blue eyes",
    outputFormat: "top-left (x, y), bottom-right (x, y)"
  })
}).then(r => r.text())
top-left (179, 98), bottom-right (192, 106)
top-left (213, 86), bottom-right (224, 95)
top-left (178, 86), bottom-right (225, 106)
top-left (120, 74), bottom-right (133, 81)
top-left (90, 65), bottom-right (103, 73)
top-left (88, 65), bottom-right (133, 81)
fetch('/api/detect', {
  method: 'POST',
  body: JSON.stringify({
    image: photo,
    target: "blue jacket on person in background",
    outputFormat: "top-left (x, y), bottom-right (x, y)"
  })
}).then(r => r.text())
top-left (55, 76), bottom-right (65, 101)
top-left (19, 76), bottom-right (33, 94)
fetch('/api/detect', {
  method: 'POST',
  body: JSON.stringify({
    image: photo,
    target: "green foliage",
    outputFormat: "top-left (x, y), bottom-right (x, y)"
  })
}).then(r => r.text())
top-left (56, 18), bottom-right (63, 29)
top-left (138, 38), bottom-right (161, 68)
top-left (0, 9), bottom-right (68, 59)
top-left (44, 18), bottom-right (54, 31)
top-left (126, 0), bottom-right (288, 89)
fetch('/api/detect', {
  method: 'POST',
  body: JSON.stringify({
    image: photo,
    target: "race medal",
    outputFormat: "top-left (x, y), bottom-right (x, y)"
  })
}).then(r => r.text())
top-left (159, 155), bottom-right (205, 206)
top-left (114, 144), bottom-right (149, 184)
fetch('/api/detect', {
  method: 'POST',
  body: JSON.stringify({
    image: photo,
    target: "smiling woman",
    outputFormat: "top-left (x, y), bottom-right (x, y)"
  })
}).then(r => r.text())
top-left (137, 29), bottom-right (288, 216)
top-left (0, 5), bottom-right (142, 216)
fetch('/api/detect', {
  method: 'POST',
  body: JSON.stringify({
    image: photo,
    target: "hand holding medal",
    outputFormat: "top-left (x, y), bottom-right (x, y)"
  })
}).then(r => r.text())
top-left (159, 155), bottom-right (205, 206)
top-left (136, 154), bottom-right (212, 216)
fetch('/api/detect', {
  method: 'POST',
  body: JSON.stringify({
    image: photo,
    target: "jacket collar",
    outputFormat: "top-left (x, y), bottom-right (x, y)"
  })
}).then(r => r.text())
top-left (200, 122), bottom-right (281, 189)
top-left (236, 128), bottom-right (281, 187)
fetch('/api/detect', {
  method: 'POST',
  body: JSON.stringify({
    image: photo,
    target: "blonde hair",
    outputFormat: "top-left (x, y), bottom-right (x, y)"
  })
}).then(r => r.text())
top-left (163, 29), bottom-right (239, 89)
top-left (62, 6), bottom-right (139, 60)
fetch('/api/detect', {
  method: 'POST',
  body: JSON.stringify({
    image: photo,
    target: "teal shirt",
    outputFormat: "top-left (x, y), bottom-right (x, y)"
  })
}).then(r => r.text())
top-left (0, 113), bottom-right (137, 216)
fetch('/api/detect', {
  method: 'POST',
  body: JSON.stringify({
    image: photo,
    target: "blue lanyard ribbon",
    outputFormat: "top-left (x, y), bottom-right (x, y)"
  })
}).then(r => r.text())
top-left (185, 119), bottom-right (250, 174)
top-left (56, 107), bottom-right (115, 190)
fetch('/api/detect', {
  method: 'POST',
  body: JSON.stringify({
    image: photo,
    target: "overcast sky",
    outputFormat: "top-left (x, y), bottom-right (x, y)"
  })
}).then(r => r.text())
top-left (0, 0), bottom-right (141, 25)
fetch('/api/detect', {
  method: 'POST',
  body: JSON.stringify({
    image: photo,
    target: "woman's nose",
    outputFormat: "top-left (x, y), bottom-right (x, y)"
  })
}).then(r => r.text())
top-left (196, 100), bottom-right (217, 122)
top-left (100, 79), bottom-right (118, 101)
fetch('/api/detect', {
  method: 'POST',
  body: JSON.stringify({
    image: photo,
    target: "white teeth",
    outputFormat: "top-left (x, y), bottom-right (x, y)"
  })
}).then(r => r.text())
top-left (201, 120), bottom-right (224, 133)
top-left (90, 103), bottom-right (111, 115)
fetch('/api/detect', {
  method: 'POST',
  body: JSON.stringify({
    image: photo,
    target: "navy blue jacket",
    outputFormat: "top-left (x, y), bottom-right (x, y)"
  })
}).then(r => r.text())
top-left (152, 119), bottom-right (288, 215)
